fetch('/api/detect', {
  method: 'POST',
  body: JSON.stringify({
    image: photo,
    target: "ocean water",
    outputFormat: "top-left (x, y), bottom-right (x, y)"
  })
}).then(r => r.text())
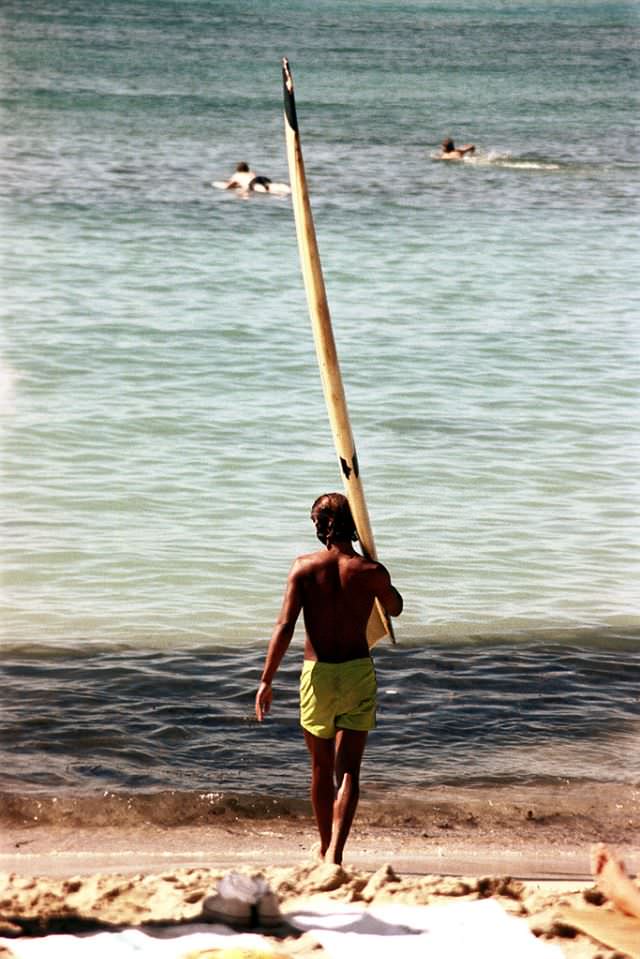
top-left (1, 0), bottom-right (639, 807)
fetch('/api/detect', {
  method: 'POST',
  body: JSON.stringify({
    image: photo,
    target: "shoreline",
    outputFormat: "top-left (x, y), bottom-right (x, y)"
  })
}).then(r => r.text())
top-left (2, 782), bottom-right (638, 880)
top-left (1, 785), bottom-right (639, 958)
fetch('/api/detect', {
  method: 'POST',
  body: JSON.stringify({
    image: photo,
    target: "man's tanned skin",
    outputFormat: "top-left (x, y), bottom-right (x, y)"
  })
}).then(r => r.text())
top-left (255, 493), bottom-right (403, 864)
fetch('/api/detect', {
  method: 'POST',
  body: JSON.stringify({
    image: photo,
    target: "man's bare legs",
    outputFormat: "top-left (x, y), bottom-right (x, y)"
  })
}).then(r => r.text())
top-left (591, 843), bottom-right (640, 918)
top-left (327, 728), bottom-right (368, 865)
top-left (304, 731), bottom-right (335, 857)
top-left (304, 728), bottom-right (368, 865)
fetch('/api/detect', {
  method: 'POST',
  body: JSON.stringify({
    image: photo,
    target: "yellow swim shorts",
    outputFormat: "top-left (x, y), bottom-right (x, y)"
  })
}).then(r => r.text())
top-left (299, 657), bottom-right (377, 739)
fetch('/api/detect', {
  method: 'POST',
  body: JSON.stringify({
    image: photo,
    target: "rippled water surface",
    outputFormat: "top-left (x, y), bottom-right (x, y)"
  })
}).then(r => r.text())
top-left (2, 640), bottom-right (639, 804)
top-left (1, 0), bottom-right (639, 798)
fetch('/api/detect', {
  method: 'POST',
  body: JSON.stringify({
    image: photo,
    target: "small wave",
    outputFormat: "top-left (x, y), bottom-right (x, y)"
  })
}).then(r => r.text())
top-left (487, 156), bottom-right (561, 171)
top-left (472, 151), bottom-right (562, 171)
top-left (431, 149), bottom-right (563, 171)
top-left (0, 788), bottom-right (310, 829)
top-left (2, 780), bottom-right (637, 833)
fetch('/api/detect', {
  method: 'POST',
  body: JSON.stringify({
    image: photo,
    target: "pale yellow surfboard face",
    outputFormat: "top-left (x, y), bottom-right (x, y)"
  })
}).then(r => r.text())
top-left (367, 599), bottom-right (393, 646)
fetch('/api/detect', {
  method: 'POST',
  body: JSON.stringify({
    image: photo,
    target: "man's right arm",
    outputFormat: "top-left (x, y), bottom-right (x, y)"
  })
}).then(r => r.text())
top-left (255, 561), bottom-right (304, 721)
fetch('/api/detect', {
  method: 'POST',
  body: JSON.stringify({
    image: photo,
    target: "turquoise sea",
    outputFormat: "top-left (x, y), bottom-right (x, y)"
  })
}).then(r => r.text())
top-left (1, 1), bottom-right (639, 813)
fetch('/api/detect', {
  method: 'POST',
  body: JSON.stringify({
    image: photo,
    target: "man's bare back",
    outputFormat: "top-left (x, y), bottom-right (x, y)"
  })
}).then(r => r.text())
top-left (292, 545), bottom-right (401, 662)
top-left (255, 494), bottom-right (402, 709)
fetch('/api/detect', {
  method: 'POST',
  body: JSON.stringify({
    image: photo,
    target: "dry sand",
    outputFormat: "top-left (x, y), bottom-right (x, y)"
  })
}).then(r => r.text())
top-left (0, 856), bottom-right (636, 959)
top-left (1, 785), bottom-right (639, 958)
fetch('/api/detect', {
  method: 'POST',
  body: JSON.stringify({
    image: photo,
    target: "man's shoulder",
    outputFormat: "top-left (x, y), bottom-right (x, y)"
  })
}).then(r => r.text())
top-left (291, 549), bottom-right (326, 571)
top-left (291, 547), bottom-right (387, 575)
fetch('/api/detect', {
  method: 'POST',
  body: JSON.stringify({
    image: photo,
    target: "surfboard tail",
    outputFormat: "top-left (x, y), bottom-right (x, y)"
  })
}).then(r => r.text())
top-left (282, 57), bottom-right (394, 647)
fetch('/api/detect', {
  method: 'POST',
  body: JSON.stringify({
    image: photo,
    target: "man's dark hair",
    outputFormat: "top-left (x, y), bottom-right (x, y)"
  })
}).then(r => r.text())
top-left (311, 493), bottom-right (357, 545)
top-left (236, 161), bottom-right (250, 172)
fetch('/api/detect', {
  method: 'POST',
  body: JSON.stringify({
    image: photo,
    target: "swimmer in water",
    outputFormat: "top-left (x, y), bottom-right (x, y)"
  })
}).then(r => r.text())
top-left (439, 137), bottom-right (476, 160)
top-left (223, 161), bottom-right (273, 192)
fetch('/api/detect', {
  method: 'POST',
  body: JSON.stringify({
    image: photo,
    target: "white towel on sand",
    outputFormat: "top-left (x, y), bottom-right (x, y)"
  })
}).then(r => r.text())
top-left (0, 924), bottom-right (276, 957)
top-left (0, 899), bottom-right (563, 958)
top-left (288, 899), bottom-right (564, 959)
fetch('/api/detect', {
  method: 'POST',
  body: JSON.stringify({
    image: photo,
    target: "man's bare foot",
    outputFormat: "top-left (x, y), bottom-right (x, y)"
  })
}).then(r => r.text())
top-left (309, 840), bottom-right (325, 862)
top-left (591, 842), bottom-right (640, 918)
top-left (325, 845), bottom-right (342, 866)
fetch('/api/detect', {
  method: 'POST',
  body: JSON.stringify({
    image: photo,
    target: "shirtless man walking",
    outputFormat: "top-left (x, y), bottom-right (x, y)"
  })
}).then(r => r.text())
top-left (255, 493), bottom-right (403, 865)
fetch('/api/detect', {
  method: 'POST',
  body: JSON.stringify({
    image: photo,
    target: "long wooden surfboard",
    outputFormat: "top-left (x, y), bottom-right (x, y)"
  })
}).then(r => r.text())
top-left (282, 57), bottom-right (394, 646)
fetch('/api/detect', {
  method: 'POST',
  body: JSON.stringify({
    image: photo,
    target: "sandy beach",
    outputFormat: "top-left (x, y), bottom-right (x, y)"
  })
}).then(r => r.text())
top-left (1, 784), bottom-right (639, 957)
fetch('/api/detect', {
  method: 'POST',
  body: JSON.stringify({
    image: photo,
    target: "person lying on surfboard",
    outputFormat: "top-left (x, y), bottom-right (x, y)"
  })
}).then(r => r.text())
top-left (255, 492), bottom-right (403, 865)
top-left (223, 161), bottom-right (274, 193)
top-left (439, 137), bottom-right (476, 160)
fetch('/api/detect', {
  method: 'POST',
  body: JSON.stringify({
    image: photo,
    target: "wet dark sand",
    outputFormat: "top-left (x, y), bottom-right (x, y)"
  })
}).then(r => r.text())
top-left (2, 782), bottom-right (638, 879)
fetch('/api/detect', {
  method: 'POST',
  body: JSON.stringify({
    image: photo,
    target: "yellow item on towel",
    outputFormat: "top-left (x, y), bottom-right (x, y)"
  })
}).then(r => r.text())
top-left (182, 947), bottom-right (289, 959)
